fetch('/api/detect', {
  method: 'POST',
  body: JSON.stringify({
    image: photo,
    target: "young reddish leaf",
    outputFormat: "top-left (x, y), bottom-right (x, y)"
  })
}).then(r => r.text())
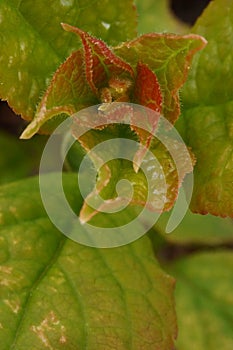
top-left (21, 25), bottom-right (136, 139)
top-left (21, 26), bottom-right (206, 139)
top-left (21, 50), bottom-right (98, 139)
top-left (134, 62), bottom-right (162, 113)
top-left (132, 62), bottom-right (163, 169)
top-left (62, 23), bottom-right (134, 97)
top-left (114, 33), bottom-right (207, 124)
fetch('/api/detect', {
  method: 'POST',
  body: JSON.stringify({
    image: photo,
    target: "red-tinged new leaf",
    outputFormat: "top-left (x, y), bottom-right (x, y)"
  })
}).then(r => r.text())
top-left (21, 50), bottom-right (98, 139)
top-left (21, 24), bottom-right (137, 139)
top-left (134, 62), bottom-right (162, 113)
top-left (114, 33), bottom-right (207, 124)
top-left (132, 62), bottom-right (163, 168)
top-left (21, 27), bottom-right (206, 139)
top-left (62, 23), bottom-right (134, 97)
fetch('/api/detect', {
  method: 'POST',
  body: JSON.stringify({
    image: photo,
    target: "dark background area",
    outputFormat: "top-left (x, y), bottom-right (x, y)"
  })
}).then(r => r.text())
top-left (170, 0), bottom-right (211, 25)
top-left (0, 0), bottom-right (212, 136)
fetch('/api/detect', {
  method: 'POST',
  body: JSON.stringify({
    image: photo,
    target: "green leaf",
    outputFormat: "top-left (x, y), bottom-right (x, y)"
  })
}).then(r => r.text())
top-left (0, 0), bottom-right (137, 120)
top-left (115, 33), bottom-right (206, 124)
top-left (171, 252), bottom-right (233, 350)
top-left (0, 175), bottom-right (177, 350)
top-left (179, 0), bottom-right (233, 217)
top-left (155, 210), bottom-right (233, 245)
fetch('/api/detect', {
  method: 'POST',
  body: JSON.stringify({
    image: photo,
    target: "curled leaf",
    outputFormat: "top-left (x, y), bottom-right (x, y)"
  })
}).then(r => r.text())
top-left (114, 33), bottom-right (207, 124)
top-left (21, 26), bottom-right (206, 140)
top-left (20, 49), bottom-right (98, 139)
top-left (21, 24), bottom-right (135, 139)
top-left (62, 23), bottom-right (135, 96)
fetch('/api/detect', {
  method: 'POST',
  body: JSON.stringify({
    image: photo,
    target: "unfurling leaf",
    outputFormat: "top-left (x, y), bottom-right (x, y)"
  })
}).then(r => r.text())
top-left (21, 25), bottom-right (206, 139)
top-left (18, 24), bottom-right (204, 223)
top-left (62, 23), bottom-right (134, 96)
top-left (20, 49), bottom-right (98, 139)
top-left (21, 24), bottom-right (135, 139)
top-left (114, 33), bottom-right (207, 124)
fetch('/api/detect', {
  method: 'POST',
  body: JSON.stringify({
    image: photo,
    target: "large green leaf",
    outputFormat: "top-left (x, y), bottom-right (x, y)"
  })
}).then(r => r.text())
top-left (0, 175), bottom-right (177, 349)
top-left (0, 0), bottom-right (136, 120)
top-left (179, 0), bottom-right (233, 217)
top-left (171, 252), bottom-right (233, 350)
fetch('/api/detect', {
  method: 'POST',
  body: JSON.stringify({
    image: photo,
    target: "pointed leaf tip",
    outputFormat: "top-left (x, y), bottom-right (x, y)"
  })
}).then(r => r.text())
top-left (62, 23), bottom-right (135, 96)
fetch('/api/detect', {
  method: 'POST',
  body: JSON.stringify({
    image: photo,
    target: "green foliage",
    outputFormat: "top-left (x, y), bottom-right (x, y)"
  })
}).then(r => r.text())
top-left (0, 176), bottom-right (176, 350)
top-left (0, 0), bottom-right (136, 119)
top-left (16, 18), bottom-right (204, 224)
top-left (179, 0), bottom-right (233, 217)
top-left (171, 252), bottom-right (233, 350)
top-left (0, 0), bottom-right (233, 349)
